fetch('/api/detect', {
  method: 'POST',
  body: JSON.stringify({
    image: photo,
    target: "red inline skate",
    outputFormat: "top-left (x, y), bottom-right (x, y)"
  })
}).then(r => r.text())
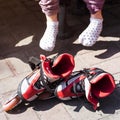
top-left (2, 53), bottom-right (75, 112)
top-left (55, 68), bottom-right (116, 110)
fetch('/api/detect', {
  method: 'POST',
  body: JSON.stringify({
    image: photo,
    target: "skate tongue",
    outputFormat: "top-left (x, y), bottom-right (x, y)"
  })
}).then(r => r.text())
top-left (84, 78), bottom-right (99, 110)
top-left (52, 53), bottom-right (74, 78)
top-left (42, 53), bottom-right (75, 82)
top-left (90, 73), bottom-right (115, 98)
top-left (42, 60), bottom-right (61, 82)
top-left (84, 72), bottom-right (115, 110)
top-left (72, 81), bottom-right (85, 94)
top-left (38, 53), bottom-right (75, 93)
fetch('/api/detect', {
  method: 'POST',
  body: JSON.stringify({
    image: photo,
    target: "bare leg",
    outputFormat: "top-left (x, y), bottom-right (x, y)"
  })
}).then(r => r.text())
top-left (91, 10), bottom-right (103, 19)
top-left (46, 14), bottom-right (58, 22)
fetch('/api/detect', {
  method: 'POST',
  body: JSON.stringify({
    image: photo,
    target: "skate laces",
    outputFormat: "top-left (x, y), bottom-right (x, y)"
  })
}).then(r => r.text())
top-left (68, 71), bottom-right (85, 95)
top-left (72, 80), bottom-right (85, 95)
top-left (82, 68), bottom-right (98, 80)
top-left (71, 69), bottom-right (95, 95)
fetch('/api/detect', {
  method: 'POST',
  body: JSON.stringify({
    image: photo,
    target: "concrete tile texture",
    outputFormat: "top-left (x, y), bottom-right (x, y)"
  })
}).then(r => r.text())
top-left (0, 0), bottom-right (120, 120)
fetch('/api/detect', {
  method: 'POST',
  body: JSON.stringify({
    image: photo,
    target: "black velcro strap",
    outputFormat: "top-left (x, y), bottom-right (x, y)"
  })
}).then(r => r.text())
top-left (40, 65), bottom-right (54, 93)
top-left (28, 56), bottom-right (41, 70)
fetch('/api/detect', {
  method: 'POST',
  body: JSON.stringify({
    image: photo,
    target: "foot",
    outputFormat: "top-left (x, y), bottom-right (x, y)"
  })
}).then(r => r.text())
top-left (39, 21), bottom-right (59, 51)
top-left (79, 18), bottom-right (103, 46)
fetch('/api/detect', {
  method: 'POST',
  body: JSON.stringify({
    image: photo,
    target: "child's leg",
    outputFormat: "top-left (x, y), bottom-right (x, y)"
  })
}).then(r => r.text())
top-left (79, 0), bottom-right (105, 46)
top-left (39, 0), bottom-right (59, 51)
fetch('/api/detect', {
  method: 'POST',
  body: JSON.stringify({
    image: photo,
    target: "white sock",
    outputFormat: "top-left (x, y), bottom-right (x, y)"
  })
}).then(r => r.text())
top-left (79, 18), bottom-right (103, 46)
top-left (39, 21), bottom-right (59, 51)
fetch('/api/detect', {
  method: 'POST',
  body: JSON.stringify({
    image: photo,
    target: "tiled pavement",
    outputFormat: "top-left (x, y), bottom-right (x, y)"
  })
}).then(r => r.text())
top-left (0, 0), bottom-right (120, 120)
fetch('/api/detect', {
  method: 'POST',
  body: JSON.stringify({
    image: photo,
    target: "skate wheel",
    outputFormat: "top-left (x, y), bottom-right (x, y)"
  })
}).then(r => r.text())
top-left (2, 96), bottom-right (21, 112)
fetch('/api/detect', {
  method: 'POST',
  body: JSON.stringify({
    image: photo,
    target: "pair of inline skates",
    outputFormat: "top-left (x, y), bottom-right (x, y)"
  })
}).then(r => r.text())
top-left (2, 53), bottom-right (115, 112)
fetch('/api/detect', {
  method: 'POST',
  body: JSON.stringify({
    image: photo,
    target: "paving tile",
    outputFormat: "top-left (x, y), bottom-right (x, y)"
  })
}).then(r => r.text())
top-left (5, 108), bottom-right (40, 120)
top-left (35, 101), bottom-right (73, 120)
top-left (0, 72), bottom-right (31, 94)
top-left (0, 0), bottom-right (120, 120)
top-left (91, 56), bottom-right (120, 76)
top-left (0, 112), bottom-right (7, 120)
top-left (5, 57), bottom-right (31, 74)
top-left (74, 47), bottom-right (120, 72)
top-left (99, 112), bottom-right (120, 120)
top-left (62, 99), bottom-right (102, 120)
top-left (0, 60), bottom-right (13, 80)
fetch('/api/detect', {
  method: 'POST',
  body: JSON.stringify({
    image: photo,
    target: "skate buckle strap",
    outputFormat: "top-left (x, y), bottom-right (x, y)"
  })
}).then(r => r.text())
top-left (83, 68), bottom-right (105, 82)
top-left (39, 55), bottom-right (64, 93)
top-left (39, 63), bottom-right (55, 93)
top-left (70, 71), bottom-right (85, 95)
top-left (73, 80), bottom-right (85, 95)
top-left (71, 69), bottom-right (94, 95)
top-left (49, 54), bottom-right (59, 66)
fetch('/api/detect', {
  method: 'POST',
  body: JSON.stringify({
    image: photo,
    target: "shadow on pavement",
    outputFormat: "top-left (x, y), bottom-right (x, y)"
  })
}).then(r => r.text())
top-left (5, 83), bottom-right (120, 114)
top-left (0, 0), bottom-right (120, 63)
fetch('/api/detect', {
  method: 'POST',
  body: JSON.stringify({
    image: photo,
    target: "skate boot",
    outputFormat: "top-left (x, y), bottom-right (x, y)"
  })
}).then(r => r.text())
top-left (17, 53), bottom-right (75, 102)
top-left (3, 53), bottom-right (74, 112)
top-left (55, 68), bottom-right (115, 110)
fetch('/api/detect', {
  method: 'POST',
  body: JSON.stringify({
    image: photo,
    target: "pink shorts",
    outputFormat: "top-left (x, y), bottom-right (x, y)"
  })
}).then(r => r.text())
top-left (39, 0), bottom-right (105, 16)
